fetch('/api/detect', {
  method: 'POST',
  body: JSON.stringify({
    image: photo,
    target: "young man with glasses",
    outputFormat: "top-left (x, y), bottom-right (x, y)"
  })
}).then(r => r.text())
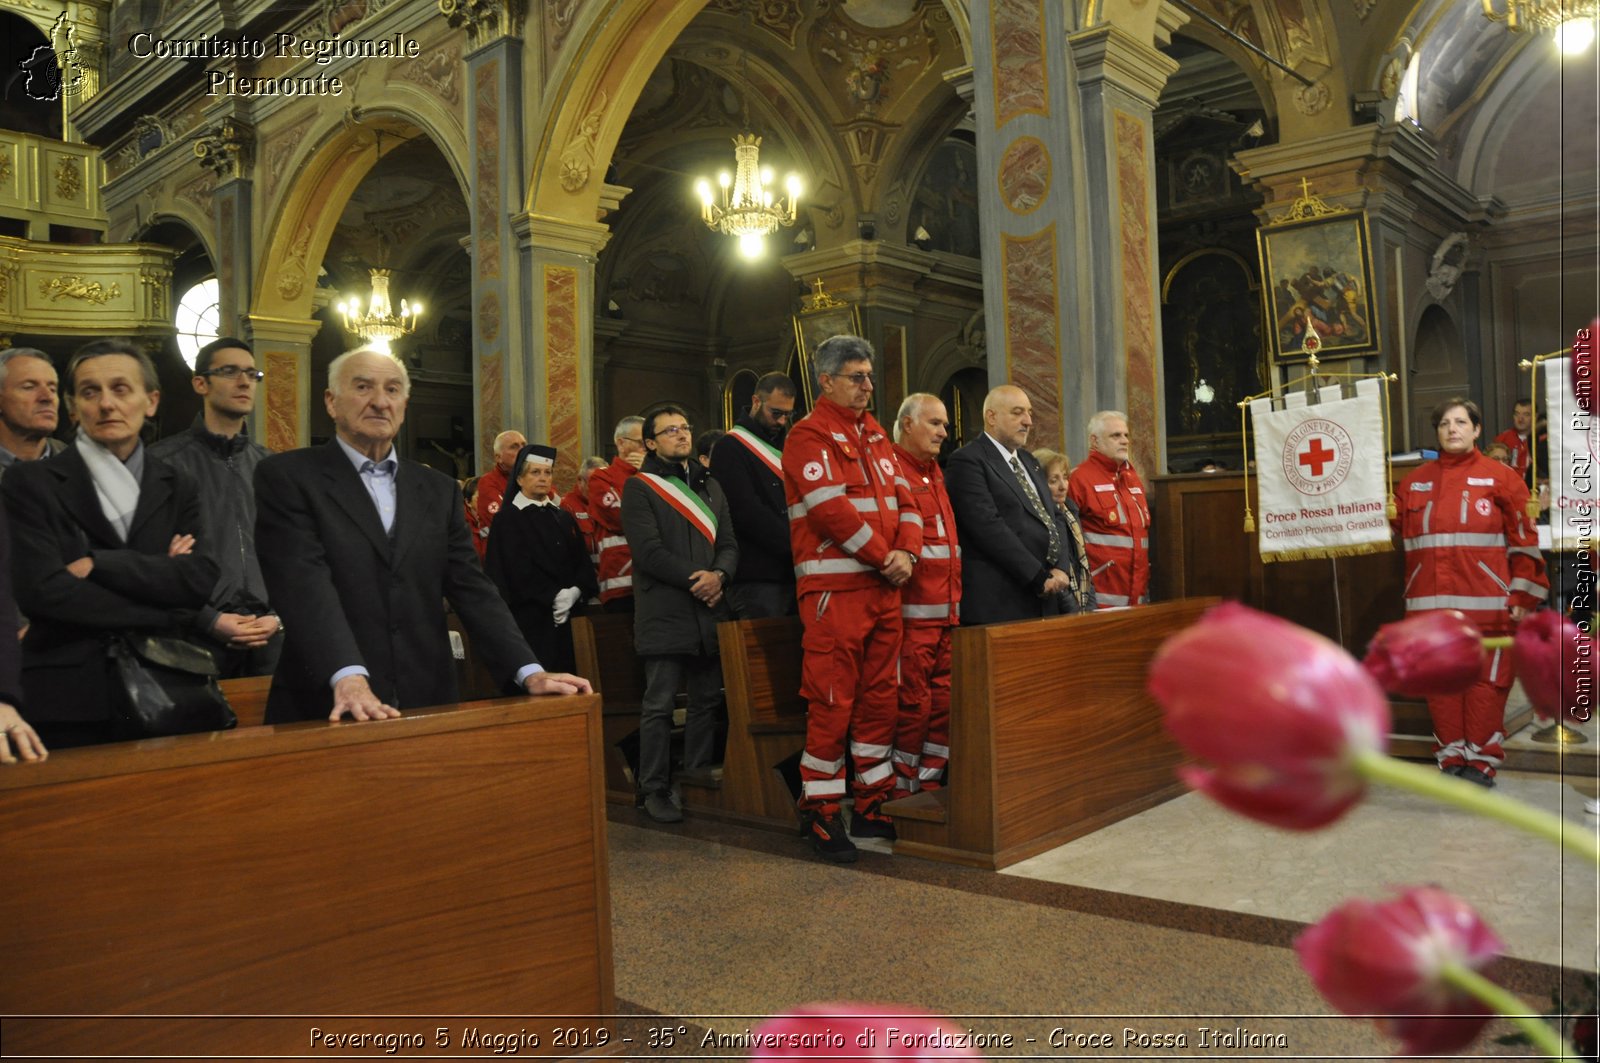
top-left (151, 337), bottom-right (282, 677)
top-left (620, 406), bottom-right (738, 822)
top-left (782, 335), bottom-right (921, 862)
top-left (710, 371), bottom-right (799, 618)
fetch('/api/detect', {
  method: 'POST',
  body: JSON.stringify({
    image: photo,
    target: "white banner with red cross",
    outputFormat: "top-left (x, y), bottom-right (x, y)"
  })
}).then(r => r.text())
top-left (1544, 353), bottom-right (1597, 552)
top-left (1249, 380), bottom-right (1392, 562)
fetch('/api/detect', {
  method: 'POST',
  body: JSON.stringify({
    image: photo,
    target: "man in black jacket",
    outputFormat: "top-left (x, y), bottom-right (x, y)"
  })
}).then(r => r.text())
top-left (621, 405), bottom-right (738, 823)
top-left (151, 337), bottom-right (280, 677)
top-left (709, 372), bottom-right (796, 618)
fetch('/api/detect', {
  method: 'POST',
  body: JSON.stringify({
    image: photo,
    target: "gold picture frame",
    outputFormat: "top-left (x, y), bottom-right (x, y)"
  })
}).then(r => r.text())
top-left (1256, 190), bottom-right (1379, 364)
top-left (790, 279), bottom-right (862, 408)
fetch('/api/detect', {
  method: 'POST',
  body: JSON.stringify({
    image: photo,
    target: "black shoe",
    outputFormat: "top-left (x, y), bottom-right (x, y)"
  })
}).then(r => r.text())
top-left (1459, 765), bottom-right (1496, 788)
top-left (643, 790), bottom-right (684, 823)
top-left (1441, 764), bottom-right (1466, 777)
top-left (849, 804), bottom-right (897, 841)
top-left (805, 813), bottom-right (858, 863)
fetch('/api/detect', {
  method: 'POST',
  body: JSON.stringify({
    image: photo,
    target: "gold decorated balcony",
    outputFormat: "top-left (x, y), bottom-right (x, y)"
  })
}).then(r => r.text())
top-left (0, 236), bottom-right (174, 337)
top-left (0, 132), bottom-right (107, 239)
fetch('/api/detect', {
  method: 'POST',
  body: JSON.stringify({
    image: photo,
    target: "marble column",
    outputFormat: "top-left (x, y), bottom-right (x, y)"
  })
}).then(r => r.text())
top-left (516, 213), bottom-right (611, 488)
top-left (193, 117), bottom-right (255, 339)
top-left (1066, 22), bottom-right (1180, 477)
top-left (242, 315), bottom-right (321, 453)
top-left (450, 0), bottom-right (527, 472)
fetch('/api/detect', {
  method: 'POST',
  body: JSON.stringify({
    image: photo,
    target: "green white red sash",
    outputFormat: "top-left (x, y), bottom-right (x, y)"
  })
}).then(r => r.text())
top-left (639, 473), bottom-right (718, 545)
top-left (727, 426), bottom-right (783, 477)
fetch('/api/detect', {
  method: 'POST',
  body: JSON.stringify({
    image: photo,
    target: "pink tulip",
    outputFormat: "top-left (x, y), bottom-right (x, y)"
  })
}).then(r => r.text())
top-left (1148, 602), bottom-right (1390, 830)
top-left (1296, 887), bottom-right (1502, 1055)
top-left (750, 1004), bottom-right (985, 1062)
top-left (1513, 610), bottom-right (1595, 723)
top-left (1363, 611), bottom-right (1483, 696)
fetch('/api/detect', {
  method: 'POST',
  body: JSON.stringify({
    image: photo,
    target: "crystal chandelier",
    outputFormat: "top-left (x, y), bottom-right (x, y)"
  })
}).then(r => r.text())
top-left (695, 134), bottom-right (801, 260)
top-left (1482, 0), bottom-right (1598, 52)
top-left (336, 268), bottom-right (422, 355)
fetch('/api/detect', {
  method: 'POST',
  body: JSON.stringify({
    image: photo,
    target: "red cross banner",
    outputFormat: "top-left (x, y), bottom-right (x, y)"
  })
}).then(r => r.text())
top-left (1249, 383), bottom-right (1391, 562)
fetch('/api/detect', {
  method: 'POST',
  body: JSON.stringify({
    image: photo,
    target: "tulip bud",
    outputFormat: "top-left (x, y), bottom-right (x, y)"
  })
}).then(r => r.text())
top-left (1296, 887), bottom-right (1502, 1055)
top-left (1512, 610), bottom-right (1595, 723)
top-left (750, 1004), bottom-right (983, 1062)
top-left (1148, 603), bottom-right (1391, 830)
top-left (1363, 611), bottom-right (1484, 697)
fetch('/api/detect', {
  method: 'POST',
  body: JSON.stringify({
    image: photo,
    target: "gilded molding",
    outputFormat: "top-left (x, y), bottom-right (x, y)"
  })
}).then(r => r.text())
top-left (438, 0), bottom-right (525, 49)
top-left (558, 89), bottom-right (607, 193)
top-left (54, 157), bottom-right (83, 199)
top-left (193, 118), bottom-right (254, 180)
top-left (40, 275), bottom-right (120, 303)
top-left (0, 153), bottom-right (11, 188)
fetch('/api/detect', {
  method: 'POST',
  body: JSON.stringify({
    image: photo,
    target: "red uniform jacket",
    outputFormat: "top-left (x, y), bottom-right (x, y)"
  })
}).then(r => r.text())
top-left (588, 455), bottom-right (638, 603)
top-left (1394, 448), bottom-right (1548, 636)
top-left (1067, 450), bottom-right (1151, 607)
top-left (560, 486), bottom-right (599, 565)
top-left (783, 398), bottom-right (921, 595)
top-left (892, 444), bottom-right (960, 626)
top-left (1492, 427), bottom-right (1531, 483)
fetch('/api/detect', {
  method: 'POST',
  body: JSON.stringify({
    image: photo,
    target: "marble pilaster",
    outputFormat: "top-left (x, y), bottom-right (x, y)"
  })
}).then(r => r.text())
top-left (242, 314), bottom-right (321, 451)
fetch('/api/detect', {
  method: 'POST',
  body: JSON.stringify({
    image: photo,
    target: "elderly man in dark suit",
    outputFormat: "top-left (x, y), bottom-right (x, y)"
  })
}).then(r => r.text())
top-left (945, 384), bottom-right (1094, 625)
top-left (254, 349), bottom-right (590, 724)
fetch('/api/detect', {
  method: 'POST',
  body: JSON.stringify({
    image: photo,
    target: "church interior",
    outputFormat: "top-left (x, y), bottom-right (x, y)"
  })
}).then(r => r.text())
top-left (0, 0), bottom-right (1596, 1056)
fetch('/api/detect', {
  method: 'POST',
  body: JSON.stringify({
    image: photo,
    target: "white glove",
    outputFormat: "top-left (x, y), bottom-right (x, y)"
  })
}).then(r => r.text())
top-left (552, 586), bottom-right (582, 625)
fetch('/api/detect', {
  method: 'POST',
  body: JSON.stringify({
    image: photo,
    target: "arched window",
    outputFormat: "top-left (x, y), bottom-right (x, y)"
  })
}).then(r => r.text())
top-left (174, 277), bottom-right (220, 369)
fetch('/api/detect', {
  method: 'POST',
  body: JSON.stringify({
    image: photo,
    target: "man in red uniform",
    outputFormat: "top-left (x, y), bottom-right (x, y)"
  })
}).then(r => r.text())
top-left (784, 335), bottom-right (921, 862)
top-left (1067, 410), bottom-right (1151, 608)
top-left (1396, 398), bottom-right (1548, 786)
top-left (890, 393), bottom-right (960, 796)
top-left (474, 429), bottom-right (526, 545)
top-left (560, 455), bottom-right (608, 567)
top-left (1492, 397), bottom-right (1533, 485)
top-left (589, 416), bottom-right (647, 611)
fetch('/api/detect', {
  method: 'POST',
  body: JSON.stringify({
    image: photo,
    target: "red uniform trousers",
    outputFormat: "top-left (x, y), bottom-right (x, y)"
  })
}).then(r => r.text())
top-left (895, 625), bottom-right (951, 794)
top-left (1428, 640), bottom-right (1514, 776)
top-left (798, 585), bottom-right (902, 816)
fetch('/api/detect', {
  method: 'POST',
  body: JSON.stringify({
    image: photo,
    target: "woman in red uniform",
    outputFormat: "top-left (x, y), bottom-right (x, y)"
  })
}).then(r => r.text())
top-left (1393, 398), bottom-right (1548, 786)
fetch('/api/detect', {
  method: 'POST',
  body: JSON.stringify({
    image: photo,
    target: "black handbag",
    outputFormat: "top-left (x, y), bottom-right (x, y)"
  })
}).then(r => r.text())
top-left (109, 634), bottom-right (237, 738)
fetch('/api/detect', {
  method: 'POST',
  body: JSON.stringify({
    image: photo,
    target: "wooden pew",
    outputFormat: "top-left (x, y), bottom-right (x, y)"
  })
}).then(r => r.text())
top-left (0, 694), bottom-right (613, 1058)
top-left (572, 611), bottom-right (650, 801)
top-left (889, 598), bottom-right (1212, 869)
top-left (218, 674), bottom-right (271, 728)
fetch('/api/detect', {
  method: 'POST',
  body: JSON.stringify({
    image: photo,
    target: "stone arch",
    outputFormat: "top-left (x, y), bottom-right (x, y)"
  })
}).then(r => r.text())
top-left (253, 105), bottom-right (469, 322)
top-left (133, 207), bottom-right (218, 269)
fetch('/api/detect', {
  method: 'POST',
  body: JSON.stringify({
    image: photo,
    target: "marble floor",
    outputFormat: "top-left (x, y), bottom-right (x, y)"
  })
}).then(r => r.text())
top-left (608, 724), bottom-right (1596, 1061)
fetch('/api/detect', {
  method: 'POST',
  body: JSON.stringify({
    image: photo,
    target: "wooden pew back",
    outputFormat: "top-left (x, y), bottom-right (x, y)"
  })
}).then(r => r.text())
top-left (718, 616), bottom-right (806, 729)
top-left (218, 675), bottom-right (271, 728)
top-left (0, 695), bottom-right (613, 1056)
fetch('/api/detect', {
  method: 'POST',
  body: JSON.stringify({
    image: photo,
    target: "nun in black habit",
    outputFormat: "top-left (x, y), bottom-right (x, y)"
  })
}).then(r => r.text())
top-left (484, 443), bottom-right (599, 675)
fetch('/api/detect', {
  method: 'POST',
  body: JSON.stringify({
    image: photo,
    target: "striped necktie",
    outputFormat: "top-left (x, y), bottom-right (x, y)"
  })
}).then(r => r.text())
top-left (1009, 454), bottom-right (1061, 566)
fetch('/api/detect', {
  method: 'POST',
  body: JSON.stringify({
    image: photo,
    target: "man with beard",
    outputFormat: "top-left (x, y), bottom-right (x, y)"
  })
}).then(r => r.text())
top-left (711, 372), bottom-right (798, 618)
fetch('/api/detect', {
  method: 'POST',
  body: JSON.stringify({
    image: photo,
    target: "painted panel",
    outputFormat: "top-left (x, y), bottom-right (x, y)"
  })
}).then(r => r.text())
top-left (544, 265), bottom-right (581, 487)
top-left (990, 0), bottom-right (1048, 126)
top-left (998, 135), bottom-right (1051, 215)
top-left (1114, 110), bottom-right (1158, 479)
top-left (473, 61), bottom-right (501, 281)
top-left (1001, 226), bottom-right (1061, 450)
top-left (264, 350), bottom-right (300, 453)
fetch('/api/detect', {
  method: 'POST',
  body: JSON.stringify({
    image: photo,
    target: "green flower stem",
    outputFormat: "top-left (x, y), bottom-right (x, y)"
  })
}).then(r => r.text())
top-left (1481, 636), bottom-right (1514, 650)
top-left (1352, 749), bottom-right (1600, 866)
top-left (1439, 962), bottom-right (1576, 1060)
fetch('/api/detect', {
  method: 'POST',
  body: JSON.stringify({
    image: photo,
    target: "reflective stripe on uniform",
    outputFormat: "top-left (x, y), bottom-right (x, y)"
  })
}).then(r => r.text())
top-left (851, 741), bottom-right (893, 759)
top-left (851, 498), bottom-right (881, 512)
top-left (803, 779), bottom-right (848, 797)
top-left (1402, 532), bottom-right (1507, 551)
top-left (795, 558), bottom-right (875, 577)
top-left (801, 751), bottom-right (845, 775)
top-left (902, 603), bottom-right (950, 619)
top-left (1508, 546), bottom-right (1544, 560)
top-left (1406, 594), bottom-right (1506, 611)
top-left (1097, 593), bottom-right (1131, 606)
top-left (600, 576), bottom-right (633, 591)
top-left (900, 510), bottom-right (923, 526)
top-left (1084, 531), bottom-right (1135, 548)
top-left (598, 535), bottom-right (628, 550)
top-left (920, 544), bottom-right (952, 559)
top-left (1510, 578), bottom-right (1549, 598)
top-left (855, 761), bottom-right (894, 786)
top-left (802, 484), bottom-right (848, 509)
top-left (841, 524), bottom-right (874, 554)
top-left (922, 742), bottom-right (949, 759)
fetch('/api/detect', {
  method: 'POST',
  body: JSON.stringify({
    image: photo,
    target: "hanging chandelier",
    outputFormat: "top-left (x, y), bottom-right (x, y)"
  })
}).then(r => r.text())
top-left (695, 134), bottom-right (801, 260)
top-left (1482, 0), bottom-right (1598, 52)
top-left (336, 268), bottom-right (422, 355)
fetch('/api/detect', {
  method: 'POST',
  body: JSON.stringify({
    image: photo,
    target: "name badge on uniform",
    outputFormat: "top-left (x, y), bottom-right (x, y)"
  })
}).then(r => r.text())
top-left (1094, 483), bottom-right (1115, 492)
top-left (1468, 477), bottom-right (1495, 486)
top-left (1410, 482), bottom-right (1434, 491)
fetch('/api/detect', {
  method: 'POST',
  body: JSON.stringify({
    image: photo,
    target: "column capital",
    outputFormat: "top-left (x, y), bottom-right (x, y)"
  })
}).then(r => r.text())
top-left (943, 65), bottom-right (976, 110)
top-left (192, 117), bottom-right (254, 181)
top-left (243, 313), bottom-right (322, 347)
top-left (1067, 24), bottom-right (1179, 111)
top-left (515, 213), bottom-right (613, 259)
top-left (439, 0), bottom-right (525, 52)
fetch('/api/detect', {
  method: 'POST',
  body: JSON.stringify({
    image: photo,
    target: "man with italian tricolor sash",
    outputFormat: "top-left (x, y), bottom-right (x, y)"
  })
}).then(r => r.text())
top-left (620, 405), bottom-right (739, 824)
top-left (783, 335), bottom-right (922, 863)
top-left (711, 371), bottom-right (798, 618)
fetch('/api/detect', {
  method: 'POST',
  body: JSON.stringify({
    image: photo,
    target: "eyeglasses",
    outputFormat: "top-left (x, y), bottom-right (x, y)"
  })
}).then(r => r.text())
top-left (654, 424), bottom-right (694, 438)
top-left (832, 372), bottom-right (874, 387)
top-left (198, 366), bottom-right (265, 381)
top-left (761, 404), bottom-right (795, 421)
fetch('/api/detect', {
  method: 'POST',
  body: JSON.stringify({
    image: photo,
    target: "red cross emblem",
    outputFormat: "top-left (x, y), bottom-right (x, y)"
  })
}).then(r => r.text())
top-left (1298, 437), bottom-right (1336, 477)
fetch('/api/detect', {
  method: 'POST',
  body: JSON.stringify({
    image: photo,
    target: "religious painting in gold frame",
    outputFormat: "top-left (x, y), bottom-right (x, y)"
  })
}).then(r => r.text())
top-left (1256, 189), bottom-right (1378, 363)
top-left (790, 281), bottom-right (862, 409)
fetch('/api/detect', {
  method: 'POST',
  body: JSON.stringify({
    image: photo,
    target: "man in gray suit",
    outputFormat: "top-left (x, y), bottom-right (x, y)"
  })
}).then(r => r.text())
top-left (944, 384), bottom-right (1094, 625)
top-left (255, 349), bottom-right (590, 724)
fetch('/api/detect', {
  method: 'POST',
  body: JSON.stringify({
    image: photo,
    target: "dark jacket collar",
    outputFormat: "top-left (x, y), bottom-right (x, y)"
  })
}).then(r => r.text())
top-left (187, 414), bottom-right (254, 457)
